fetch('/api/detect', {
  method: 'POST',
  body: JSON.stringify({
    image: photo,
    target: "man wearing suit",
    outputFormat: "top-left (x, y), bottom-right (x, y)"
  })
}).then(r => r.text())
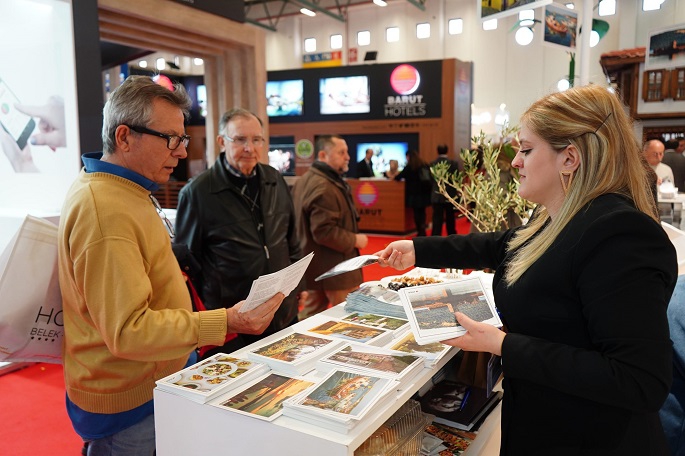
top-left (355, 148), bottom-right (375, 177)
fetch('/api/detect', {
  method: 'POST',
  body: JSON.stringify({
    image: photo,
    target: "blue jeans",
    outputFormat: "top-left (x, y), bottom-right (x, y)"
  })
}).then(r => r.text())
top-left (86, 413), bottom-right (156, 456)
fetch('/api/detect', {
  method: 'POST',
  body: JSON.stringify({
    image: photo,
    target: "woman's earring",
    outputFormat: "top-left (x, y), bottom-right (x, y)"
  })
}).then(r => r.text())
top-left (559, 170), bottom-right (574, 195)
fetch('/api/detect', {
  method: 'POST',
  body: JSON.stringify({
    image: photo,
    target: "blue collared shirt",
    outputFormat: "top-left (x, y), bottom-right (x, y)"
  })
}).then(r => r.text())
top-left (66, 152), bottom-right (194, 440)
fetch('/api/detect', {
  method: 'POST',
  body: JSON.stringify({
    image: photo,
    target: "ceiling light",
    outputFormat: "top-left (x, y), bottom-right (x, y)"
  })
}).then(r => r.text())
top-left (515, 27), bottom-right (534, 46)
top-left (558, 78), bottom-right (571, 92)
top-left (518, 9), bottom-right (535, 27)
top-left (300, 7), bottom-right (316, 17)
top-left (138, 60), bottom-right (148, 68)
top-left (598, 0), bottom-right (616, 16)
top-left (483, 18), bottom-right (498, 31)
top-left (565, 2), bottom-right (575, 9)
top-left (643, 0), bottom-right (665, 11)
top-left (156, 57), bottom-right (165, 71)
top-left (373, 0), bottom-right (387, 6)
top-left (193, 58), bottom-right (203, 66)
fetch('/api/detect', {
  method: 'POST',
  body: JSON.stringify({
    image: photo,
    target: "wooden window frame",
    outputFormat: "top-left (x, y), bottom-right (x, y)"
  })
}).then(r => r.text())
top-left (643, 69), bottom-right (670, 102)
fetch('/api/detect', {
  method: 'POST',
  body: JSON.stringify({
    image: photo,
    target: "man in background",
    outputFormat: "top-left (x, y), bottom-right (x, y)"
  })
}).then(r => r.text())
top-left (356, 147), bottom-right (375, 177)
top-left (644, 139), bottom-right (674, 185)
top-left (662, 138), bottom-right (685, 191)
top-left (175, 108), bottom-right (302, 358)
top-left (293, 135), bottom-right (368, 320)
top-left (430, 144), bottom-right (461, 236)
top-left (58, 77), bottom-right (284, 454)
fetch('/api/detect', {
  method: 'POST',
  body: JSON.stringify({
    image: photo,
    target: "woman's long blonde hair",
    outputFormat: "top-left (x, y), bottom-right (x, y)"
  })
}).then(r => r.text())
top-left (504, 84), bottom-right (657, 285)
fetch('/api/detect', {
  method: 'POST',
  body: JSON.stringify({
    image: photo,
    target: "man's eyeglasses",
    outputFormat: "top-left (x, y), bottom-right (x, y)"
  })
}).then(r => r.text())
top-left (224, 135), bottom-right (266, 148)
top-left (149, 194), bottom-right (175, 238)
top-left (125, 124), bottom-right (190, 150)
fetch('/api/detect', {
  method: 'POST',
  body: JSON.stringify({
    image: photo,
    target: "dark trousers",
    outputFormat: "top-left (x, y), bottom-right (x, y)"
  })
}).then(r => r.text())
top-left (413, 206), bottom-right (427, 237)
top-left (431, 203), bottom-right (456, 236)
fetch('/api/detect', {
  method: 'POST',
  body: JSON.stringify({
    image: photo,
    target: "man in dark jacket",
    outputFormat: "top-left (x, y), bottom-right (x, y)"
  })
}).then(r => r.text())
top-left (293, 135), bottom-right (368, 320)
top-left (175, 108), bottom-right (303, 357)
top-left (430, 144), bottom-right (461, 236)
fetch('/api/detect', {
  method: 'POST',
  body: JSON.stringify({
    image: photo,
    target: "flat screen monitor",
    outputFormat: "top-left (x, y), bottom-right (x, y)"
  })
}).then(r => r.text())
top-left (356, 142), bottom-right (408, 176)
top-left (319, 75), bottom-right (370, 115)
top-left (268, 137), bottom-right (296, 176)
top-left (266, 80), bottom-right (304, 117)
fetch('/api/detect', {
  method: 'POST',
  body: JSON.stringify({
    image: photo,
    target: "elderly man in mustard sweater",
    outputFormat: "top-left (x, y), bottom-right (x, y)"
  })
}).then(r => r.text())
top-left (57, 76), bottom-right (284, 455)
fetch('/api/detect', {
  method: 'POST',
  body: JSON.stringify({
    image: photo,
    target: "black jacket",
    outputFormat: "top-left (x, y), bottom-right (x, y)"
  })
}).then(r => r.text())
top-left (175, 155), bottom-right (301, 332)
top-left (414, 194), bottom-right (677, 455)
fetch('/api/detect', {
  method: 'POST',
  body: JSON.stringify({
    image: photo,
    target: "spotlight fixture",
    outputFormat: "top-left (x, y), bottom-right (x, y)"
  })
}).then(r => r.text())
top-left (300, 7), bottom-right (316, 17)
top-left (373, 0), bottom-right (387, 6)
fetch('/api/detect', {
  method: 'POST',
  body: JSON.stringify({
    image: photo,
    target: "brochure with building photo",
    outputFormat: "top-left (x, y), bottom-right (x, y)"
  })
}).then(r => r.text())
top-left (387, 331), bottom-right (452, 367)
top-left (247, 331), bottom-right (341, 375)
top-left (341, 312), bottom-right (409, 332)
top-left (155, 353), bottom-right (269, 404)
top-left (397, 277), bottom-right (502, 345)
top-left (316, 343), bottom-right (424, 380)
top-left (209, 372), bottom-right (314, 421)
top-left (304, 316), bottom-right (392, 346)
top-left (283, 369), bottom-right (395, 423)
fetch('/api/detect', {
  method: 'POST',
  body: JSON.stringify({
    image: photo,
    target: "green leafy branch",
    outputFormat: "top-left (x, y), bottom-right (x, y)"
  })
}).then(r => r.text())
top-left (431, 127), bottom-right (535, 233)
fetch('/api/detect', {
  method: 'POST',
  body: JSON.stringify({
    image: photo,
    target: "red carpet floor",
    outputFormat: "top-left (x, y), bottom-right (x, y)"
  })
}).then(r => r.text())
top-left (0, 220), bottom-right (469, 455)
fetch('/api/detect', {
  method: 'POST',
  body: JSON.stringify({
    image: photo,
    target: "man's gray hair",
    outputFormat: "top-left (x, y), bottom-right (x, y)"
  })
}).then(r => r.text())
top-left (101, 75), bottom-right (192, 155)
top-left (218, 108), bottom-right (263, 137)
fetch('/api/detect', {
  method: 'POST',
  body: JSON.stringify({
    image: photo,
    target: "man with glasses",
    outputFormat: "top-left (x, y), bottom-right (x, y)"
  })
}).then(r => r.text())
top-left (175, 108), bottom-right (303, 358)
top-left (58, 76), bottom-right (284, 455)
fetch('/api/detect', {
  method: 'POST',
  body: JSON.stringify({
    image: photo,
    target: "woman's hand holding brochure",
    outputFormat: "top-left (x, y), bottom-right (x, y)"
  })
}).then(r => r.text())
top-left (440, 312), bottom-right (506, 356)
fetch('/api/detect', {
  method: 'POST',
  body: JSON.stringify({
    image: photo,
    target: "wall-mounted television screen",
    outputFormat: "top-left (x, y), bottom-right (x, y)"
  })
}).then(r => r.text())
top-left (319, 75), bottom-right (370, 115)
top-left (268, 136), bottom-right (296, 176)
top-left (266, 80), bottom-right (304, 117)
top-left (356, 142), bottom-right (408, 176)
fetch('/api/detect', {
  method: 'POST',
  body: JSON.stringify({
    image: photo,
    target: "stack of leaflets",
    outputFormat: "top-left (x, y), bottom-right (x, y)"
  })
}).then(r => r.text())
top-left (281, 369), bottom-right (398, 433)
top-left (155, 353), bottom-right (269, 403)
top-left (208, 372), bottom-right (315, 422)
top-left (419, 380), bottom-right (502, 432)
top-left (344, 283), bottom-right (407, 319)
top-left (300, 314), bottom-right (394, 347)
top-left (247, 331), bottom-right (343, 376)
top-left (339, 312), bottom-right (409, 338)
top-left (422, 422), bottom-right (476, 455)
top-left (316, 343), bottom-right (425, 382)
top-left (397, 276), bottom-right (502, 345)
top-left (383, 331), bottom-right (452, 368)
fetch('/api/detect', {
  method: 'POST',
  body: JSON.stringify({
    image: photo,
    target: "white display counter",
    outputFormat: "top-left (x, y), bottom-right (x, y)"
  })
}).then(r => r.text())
top-left (154, 304), bottom-right (501, 455)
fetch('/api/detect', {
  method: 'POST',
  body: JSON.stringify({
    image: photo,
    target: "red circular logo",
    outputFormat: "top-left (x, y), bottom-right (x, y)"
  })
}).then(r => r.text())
top-left (390, 64), bottom-right (420, 95)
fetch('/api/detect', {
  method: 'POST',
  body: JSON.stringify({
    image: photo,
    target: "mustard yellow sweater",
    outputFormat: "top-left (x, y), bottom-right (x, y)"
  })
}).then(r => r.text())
top-left (58, 171), bottom-right (227, 414)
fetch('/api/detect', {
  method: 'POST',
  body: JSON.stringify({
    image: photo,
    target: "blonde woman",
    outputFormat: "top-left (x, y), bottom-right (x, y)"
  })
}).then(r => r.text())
top-left (376, 85), bottom-right (677, 455)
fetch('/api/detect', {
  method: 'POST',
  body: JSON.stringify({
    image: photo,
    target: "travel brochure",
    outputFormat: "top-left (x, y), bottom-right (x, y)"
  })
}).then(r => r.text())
top-left (209, 372), bottom-right (315, 421)
top-left (155, 353), bottom-right (269, 403)
top-left (316, 343), bottom-right (424, 380)
top-left (419, 380), bottom-right (502, 432)
top-left (387, 331), bottom-right (453, 367)
top-left (341, 312), bottom-right (409, 333)
top-left (240, 252), bottom-right (314, 313)
top-left (397, 277), bottom-right (502, 345)
top-left (247, 331), bottom-right (342, 376)
top-left (314, 254), bottom-right (379, 281)
top-left (281, 368), bottom-right (397, 433)
top-left (302, 314), bottom-right (394, 346)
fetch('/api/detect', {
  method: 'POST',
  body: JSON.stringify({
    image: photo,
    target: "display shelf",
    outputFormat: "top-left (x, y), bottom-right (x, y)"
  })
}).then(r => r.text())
top-left (154, 304), bottom-right (500, 455)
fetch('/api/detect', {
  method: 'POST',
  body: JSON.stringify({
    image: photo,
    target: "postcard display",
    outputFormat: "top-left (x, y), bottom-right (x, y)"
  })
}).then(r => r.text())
top-left (154, 289), bottom-right (502, 455)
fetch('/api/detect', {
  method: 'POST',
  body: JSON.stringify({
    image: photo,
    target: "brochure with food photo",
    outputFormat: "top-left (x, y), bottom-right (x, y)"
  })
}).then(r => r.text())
top-left (397, 277), bottom-right (502, 345)
top-left (155, 353), bottom-right (269, 403)
top-left (209, 372), bottom-right (315, 421)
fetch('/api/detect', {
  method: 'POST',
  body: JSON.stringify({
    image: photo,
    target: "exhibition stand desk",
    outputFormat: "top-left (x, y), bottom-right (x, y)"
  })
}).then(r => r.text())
top-left (154, 304), bottom-right (501, 455)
